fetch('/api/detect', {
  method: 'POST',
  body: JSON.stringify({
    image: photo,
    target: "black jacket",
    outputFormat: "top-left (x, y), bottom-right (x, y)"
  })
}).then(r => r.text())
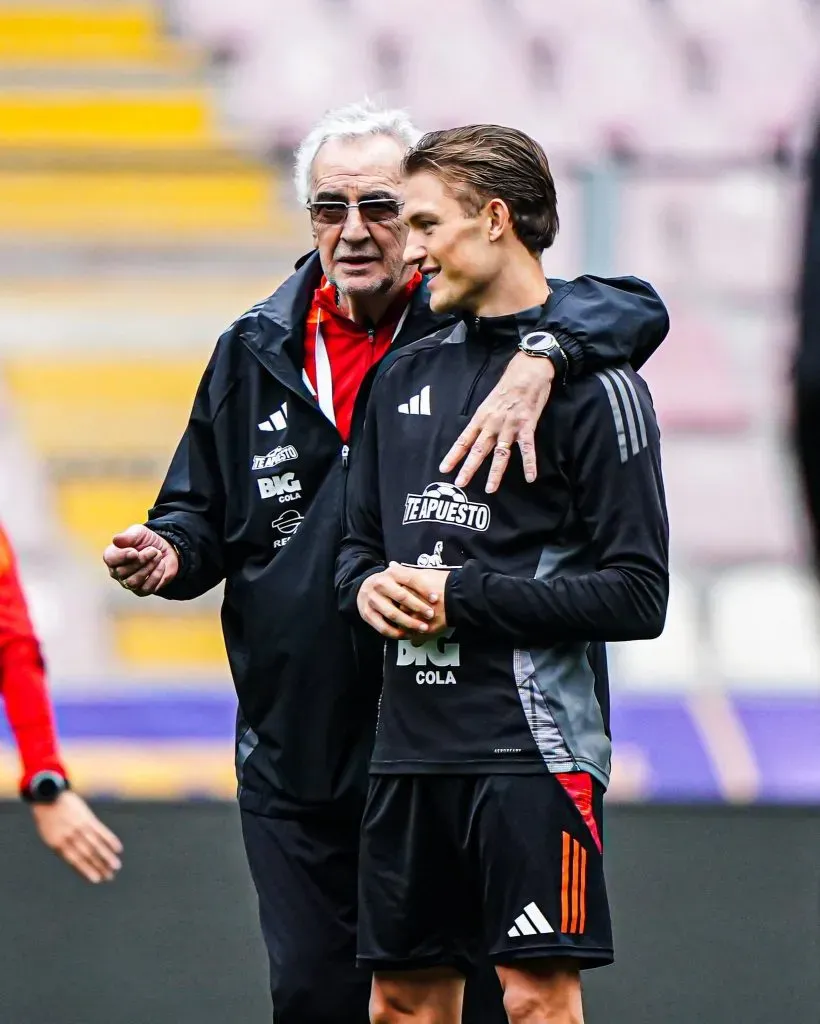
top-left (336, 305), bottom-right (668, 787)
top-left (146, 251), bottom-right (669, 816)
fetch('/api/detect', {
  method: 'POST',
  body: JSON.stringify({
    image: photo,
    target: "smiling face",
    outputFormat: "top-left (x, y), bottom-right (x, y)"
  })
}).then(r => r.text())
top-left (402, 170), bottom-right (503, 315)
top-left (309, 134), bottom-right (411, 302)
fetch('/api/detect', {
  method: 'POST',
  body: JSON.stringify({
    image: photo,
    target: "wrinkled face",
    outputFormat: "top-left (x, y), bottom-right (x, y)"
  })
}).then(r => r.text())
top-left (309, 135), bottom-right (409, 300)
top-left (402, 171), bottom-right (501, 314)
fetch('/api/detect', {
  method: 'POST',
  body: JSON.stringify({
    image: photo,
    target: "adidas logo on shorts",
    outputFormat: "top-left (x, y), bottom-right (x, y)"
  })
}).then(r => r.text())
top-left (507, 902), bottom-right (554, 938)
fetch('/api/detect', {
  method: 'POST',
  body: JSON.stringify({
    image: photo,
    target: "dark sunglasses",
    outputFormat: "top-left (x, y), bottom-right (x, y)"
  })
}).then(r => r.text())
top-left (307, 198), bottom-right (404, 226)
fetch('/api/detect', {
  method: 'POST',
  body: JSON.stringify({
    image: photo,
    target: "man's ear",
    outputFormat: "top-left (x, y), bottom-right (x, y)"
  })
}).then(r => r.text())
top-left (486, 198), bottom-right (511, 243)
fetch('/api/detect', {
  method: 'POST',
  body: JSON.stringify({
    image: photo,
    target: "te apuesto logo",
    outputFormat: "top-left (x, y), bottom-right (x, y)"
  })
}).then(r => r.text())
top-left (402, 482), bottom-right (490, 532)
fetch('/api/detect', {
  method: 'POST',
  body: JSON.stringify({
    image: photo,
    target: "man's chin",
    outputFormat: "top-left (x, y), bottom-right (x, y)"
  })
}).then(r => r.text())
top-left (428, 289), bottom-right (457, 315)
top-left (333, 266), bottom-right (389, 297)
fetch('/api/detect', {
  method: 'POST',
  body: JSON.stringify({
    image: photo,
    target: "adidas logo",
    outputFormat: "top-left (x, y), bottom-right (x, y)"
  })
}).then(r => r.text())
top-left (398, 385), bottom-right (431, 416)
top-left (259, 403), bottom-right (288, 432)
top-left (507, 902), bottom-right (554, 938)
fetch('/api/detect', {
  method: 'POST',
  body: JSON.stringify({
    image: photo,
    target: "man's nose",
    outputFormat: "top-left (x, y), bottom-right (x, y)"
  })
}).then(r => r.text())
top-left (403, 231), bottom-right (426, 266)
top-left (340, 205), bottom-right (369, 243)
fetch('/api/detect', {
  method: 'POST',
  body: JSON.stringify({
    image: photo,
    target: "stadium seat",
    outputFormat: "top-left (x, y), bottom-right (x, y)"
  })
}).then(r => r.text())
top-left (611, 571), bottom-right (702, 690)
top-left (661, 436), bottom-right (802, 566)
top-left (0, 167), bottom-right (288, 241)
top-left (638, 316), bottom-right (752, 434)
top-left (0, 90), bottom-right (216, 149)
top-left (112, 608), bottom-right (228, 674)
top-left (711, 566), bottom-right (820, 689)
top-left (55, 478), bottom-right (161, 556)
top-left (3, 357), bottom-right (203, 463)
top-left (0, 3), bottom-right (185, 65)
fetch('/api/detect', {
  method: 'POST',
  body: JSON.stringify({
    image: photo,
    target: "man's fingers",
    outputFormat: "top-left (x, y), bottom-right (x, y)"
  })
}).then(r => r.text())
top-left (69, 832), bottom-right (118, 881)
top-left (361, 606), bottom-right (405, 639)
top-left (91, 818), bottom-right (124, 856)
top-left (517, 428), bottom-right (538, 484)
top-left (112, 525), bottom-right (147, 550)
top-left (373, 575), bottom-right (434, 617)
top-left (454, 430), bottom-right (496, 488)
top-left (103, 544), bottom-right (140, 570)
top-left (119, 553), bottom-right (162, 592)
top-left (60, 842), bottom-right (102, 884)
top-left (369, 593), bottom-right (429, 633)
top-left (81, 829), bottom-right (122, 877)
top-left (132, 561), bottom-right (166, 595)
top-left (483, 427), bottom-right (516, 494)
top-left (439, 422), bottom-right (481, 474)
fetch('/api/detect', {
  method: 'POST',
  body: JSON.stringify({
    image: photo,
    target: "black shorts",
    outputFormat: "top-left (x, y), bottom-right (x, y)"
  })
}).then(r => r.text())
top-left (241, 806), bottom-right (507, 1024)
top-left (358, 773), bottom-right (613, 974)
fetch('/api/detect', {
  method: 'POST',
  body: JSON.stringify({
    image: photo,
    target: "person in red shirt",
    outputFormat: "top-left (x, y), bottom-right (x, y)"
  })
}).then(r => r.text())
top-left (0, 523), bottom-right (122, 883)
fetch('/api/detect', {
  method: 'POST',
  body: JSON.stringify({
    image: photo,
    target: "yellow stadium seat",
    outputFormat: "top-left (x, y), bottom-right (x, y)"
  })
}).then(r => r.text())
top-left (0, 4), bottom-right (180, 64)
top-left (0, 169), bottom-right (284, 239)
top-left (0, 90), bottom-right (213, 148)
top-left (3, 357), bottom-right (204, 460)
top-left (0, 743), bottom-right (236, 799)
top-left (113, 611), bottom-right (228, 673)
top-left (56, 478), bottom-right (161, 554)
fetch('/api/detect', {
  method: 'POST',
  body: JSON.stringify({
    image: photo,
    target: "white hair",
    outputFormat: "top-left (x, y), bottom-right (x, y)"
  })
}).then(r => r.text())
top-left (293, 99), bottom-right (421, 206)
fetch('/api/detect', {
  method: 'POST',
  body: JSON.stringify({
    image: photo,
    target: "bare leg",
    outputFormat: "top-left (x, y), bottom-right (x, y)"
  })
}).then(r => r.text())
top-left (370, 966), bottom-right (465, 1024)
top-left (497, 958), bottom-right (583, 1024)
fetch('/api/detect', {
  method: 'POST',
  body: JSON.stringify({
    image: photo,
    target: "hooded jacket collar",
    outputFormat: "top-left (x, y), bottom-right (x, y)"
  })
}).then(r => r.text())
top-left (244, 251), bottom-right (451, 373)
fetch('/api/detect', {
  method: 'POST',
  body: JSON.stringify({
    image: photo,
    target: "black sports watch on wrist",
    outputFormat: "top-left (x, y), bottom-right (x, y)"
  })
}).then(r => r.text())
top-left (517, 330), bottom-right (569, 385)
top-left (22, 770), bottom-right (70, 804)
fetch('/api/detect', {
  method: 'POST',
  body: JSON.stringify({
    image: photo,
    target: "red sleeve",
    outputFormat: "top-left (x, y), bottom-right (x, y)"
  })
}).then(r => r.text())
top-left (0, 526), bottom-right (66, 790)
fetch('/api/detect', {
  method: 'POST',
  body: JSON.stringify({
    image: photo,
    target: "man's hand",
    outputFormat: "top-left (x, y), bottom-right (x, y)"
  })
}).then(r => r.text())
top-left (392, 565), bottom-right (450, 634)
top-left (357, 563), bottom-right (439, 639)
top-left (103, 524), bottom-right (179, 596)
top-left (439, 351), bottom-right (555, 493)
top-left (31, 791), bottom-right (123, 884)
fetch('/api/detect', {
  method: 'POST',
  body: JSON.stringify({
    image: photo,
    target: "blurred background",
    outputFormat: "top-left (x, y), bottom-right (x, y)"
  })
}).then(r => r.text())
top-left (0, 2), bottom-right (818, 1022)
top-left (0, 0), bottom-right (817, 803)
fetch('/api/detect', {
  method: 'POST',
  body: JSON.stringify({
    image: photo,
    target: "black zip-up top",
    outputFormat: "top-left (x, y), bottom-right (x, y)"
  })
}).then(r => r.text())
top-left (336, 303), bottom-right (669, 787)
top-left (145, 252), bottom-right (670, 815)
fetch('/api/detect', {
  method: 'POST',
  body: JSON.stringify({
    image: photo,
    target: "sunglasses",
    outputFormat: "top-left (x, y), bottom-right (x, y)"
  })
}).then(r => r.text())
top-left (307, 198), bottom-right (404, 226)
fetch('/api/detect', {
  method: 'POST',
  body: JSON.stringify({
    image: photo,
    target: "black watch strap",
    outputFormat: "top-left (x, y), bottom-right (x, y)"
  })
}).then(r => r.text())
top-left (22, 770), bottom-right (70, 804)
top-left (518, 331), bottom-right (569, 386)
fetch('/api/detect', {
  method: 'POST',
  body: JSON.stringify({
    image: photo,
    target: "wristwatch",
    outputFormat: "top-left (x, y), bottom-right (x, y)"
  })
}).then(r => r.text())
top-left (518, 331), bottom-right (569, 385)
top-left (21, 770), bottom-right (70, 804)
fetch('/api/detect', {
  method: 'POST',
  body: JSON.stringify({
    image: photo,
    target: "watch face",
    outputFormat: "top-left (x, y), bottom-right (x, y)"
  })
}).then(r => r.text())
top-left (520, 330), bottom-right (558, 353)
top-left (28, 771), bottom-right (66, 803)
top-left (35, 777), bottom-right (60, 800)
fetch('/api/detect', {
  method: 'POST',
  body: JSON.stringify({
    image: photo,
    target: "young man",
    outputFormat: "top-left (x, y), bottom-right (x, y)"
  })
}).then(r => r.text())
top-left (0, 523), bottom-right (122, 884)
top-left (103, 102), bottom-right (669, 1023)
top-left (337, 126), bottom-right (669, 1024)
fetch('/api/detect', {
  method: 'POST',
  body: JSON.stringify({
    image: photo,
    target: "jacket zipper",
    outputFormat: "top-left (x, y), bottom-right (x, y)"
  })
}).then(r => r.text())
top-left (460, 321), bottom-right (493, 415)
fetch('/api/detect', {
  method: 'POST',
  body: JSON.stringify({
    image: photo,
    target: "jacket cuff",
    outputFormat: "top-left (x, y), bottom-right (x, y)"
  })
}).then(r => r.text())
top-left (146, 523), bottom-right (193, 582)
top-left (550, 328), bottom-right (585, 378)
top-left (340, 565), bottom-right (385, 621)
top-left (20, 759), bottom-right (69, 795)
top-left (443, 564), bottom-right (473, 627)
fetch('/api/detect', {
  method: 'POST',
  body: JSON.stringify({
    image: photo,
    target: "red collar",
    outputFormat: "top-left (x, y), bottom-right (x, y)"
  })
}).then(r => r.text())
top-left (310, 270), bottom-right (422, 330)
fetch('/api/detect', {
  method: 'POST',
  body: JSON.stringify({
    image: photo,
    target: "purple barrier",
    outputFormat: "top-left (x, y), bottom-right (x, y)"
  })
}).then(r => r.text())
top-left (1, 690), bottom-right (818, 802)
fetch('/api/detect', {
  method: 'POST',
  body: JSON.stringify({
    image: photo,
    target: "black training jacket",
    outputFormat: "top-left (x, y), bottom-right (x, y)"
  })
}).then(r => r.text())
top-left (336, 304), bottom-right (669, 788)
top-left (145, 251), bottom-right (669, 816)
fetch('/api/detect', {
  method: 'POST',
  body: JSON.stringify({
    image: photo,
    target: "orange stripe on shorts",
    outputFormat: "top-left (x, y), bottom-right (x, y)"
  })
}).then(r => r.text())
top-left (570, 838), bottom-right (581, 933)
top-left (561, 831), bottom-right (571, 932)
top-left (578, 844), bottom-right (587, 934)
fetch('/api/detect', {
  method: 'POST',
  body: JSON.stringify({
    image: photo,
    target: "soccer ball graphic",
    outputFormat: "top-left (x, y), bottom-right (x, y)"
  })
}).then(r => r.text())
top-left (422, 482), bottom-right (468, 503)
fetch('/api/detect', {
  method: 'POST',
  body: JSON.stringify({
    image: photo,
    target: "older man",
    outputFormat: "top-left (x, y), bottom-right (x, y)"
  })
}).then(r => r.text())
top-left (103, 101), bottom-right (669, 1023)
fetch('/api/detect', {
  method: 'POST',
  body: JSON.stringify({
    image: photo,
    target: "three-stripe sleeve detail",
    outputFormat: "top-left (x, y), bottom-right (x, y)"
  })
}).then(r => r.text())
top-left (594, 369), bottom-right (649, 463)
